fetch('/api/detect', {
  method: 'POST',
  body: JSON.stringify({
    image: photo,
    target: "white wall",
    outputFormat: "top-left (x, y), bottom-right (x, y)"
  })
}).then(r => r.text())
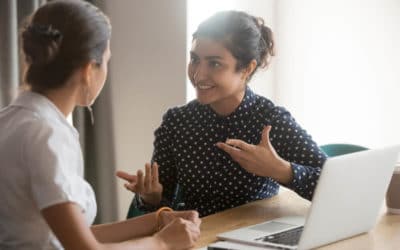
top-left (275, 0), bottom-right (400, 148)
top-left (105, 0), bottom-right (187, 219)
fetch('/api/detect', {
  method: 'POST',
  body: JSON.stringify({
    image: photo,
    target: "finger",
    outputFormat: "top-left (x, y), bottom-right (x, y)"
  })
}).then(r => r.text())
top-left (188, 209), bottom-right (201, 221)
top-left (173, 210), bottom-right (198, 222)
top-left (259, 125), bottom-right (272, 147)
top-left (216, 142), bottom-right (243, 161)
top-left (189, 215), bottom-right (202, 228)
top-left (136, 170), bottom-right (145, 193)
top-left (225, 139), bottom-right (252, 152)
top-left (115, 170), bottom-right (137, 182)
top-left (180, 219), bottom-right (200, 236)
top-left (186, 221), bottom-right (201, 240)
top-left (185, 210), bottom-right (199, 222)
top-left (216, 141), bottom-right (241, 152)
top-left (144, 163), bottom-right (152, 191)
top-left (153, 162), bottom-right (160, 184)
top-left (124, 182), bottom-right (138, 193)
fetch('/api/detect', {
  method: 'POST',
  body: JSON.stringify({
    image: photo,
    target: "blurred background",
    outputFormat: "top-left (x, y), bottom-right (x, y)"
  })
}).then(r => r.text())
top-left (1, 0), bottom-right (399, 223)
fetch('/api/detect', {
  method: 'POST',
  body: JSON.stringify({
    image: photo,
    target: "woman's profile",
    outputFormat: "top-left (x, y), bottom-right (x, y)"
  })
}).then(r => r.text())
top-left (0, 1), bottom-right (200, 249)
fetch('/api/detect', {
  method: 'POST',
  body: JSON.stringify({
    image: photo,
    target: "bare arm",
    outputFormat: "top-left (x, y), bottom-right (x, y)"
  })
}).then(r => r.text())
top-left (42, 202), bottom-right (163, 250)
top-left (90, 211), bottom-right (158, 242)
top-left (42, 202), bottom-right (200, 250)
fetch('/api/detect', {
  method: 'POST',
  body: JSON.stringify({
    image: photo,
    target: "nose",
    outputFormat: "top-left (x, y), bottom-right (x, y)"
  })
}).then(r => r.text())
top-left (192, 62), bottom-right (206, 84)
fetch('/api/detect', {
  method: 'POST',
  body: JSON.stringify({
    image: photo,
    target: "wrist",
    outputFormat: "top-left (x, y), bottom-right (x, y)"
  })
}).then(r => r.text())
top-left (272, 159), bottom-right (293, 185)
top-left (156, 207), bottom-right (173, 232)
top-left (142, 193), bottom-right (162, 206)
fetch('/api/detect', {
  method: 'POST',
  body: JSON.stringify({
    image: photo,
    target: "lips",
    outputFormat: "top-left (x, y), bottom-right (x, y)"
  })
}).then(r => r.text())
top-left (196, 84), bottom-right (214, 90)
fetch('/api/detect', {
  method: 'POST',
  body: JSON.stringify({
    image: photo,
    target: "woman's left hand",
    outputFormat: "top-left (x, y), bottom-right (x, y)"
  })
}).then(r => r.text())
top-left (216, 125), bottom-right (293, 184)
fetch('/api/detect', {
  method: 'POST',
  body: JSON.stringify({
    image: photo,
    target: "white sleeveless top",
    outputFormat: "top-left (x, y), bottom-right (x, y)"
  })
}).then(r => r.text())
top-left (0, 91), bottom-right (97, 249)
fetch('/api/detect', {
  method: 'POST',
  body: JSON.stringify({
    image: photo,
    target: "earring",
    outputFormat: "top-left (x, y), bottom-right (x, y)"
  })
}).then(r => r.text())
top-left (87, 106), bottom-right (94, 125)
top-left (85, 85), bottom-right (94, 125)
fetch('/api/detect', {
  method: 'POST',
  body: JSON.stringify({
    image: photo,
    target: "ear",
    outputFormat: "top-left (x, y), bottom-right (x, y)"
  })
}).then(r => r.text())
top-left (241, 59), bottom-right (257, 82)
top-left (81, 61), bottom-right (94, 87)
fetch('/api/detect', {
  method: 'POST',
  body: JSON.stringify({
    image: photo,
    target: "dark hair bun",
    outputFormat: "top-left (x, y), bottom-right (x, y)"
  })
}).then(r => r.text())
top-left (22, 24), bottom-right (63, 65)
top-left (252, 17), bottom-right (274, 68)
top-left (259, 23), bottom-right (275, 68)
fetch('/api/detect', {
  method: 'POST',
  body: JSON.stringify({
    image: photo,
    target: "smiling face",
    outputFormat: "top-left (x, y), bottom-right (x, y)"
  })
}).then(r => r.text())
top-left (188, 38), bottom-right (250, 116)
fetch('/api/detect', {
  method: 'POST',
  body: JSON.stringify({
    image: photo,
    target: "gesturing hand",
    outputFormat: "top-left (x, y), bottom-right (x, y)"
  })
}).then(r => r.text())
top-left (116, 162), bottom-right (163, 206)
top-left (216, 125), bottom-right (293, 184)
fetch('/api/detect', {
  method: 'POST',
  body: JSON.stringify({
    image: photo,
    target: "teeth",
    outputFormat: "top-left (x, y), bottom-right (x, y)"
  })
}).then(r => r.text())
top-left (197, 85), bottom-right (213, 90)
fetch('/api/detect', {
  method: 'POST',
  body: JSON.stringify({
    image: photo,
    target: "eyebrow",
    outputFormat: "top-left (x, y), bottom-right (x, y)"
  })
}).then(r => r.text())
top-left (205, 55), bottom-right (223, 60)
top-left (190, 51), bottom-right (223, 60)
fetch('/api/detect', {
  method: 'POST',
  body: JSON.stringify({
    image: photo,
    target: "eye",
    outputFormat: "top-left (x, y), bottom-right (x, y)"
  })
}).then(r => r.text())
top-left (190, 54), bottom-right (199, 65)
top-left (209, 60), bottom-right (221, 68)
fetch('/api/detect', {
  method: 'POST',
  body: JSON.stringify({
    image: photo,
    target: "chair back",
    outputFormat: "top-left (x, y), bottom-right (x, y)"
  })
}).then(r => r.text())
top-left (320, 143), bottom-right (368, 157)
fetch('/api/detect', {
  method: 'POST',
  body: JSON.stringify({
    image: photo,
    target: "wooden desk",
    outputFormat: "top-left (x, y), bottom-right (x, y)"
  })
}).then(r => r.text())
top-left (196, 190), bottom-right (400, 249)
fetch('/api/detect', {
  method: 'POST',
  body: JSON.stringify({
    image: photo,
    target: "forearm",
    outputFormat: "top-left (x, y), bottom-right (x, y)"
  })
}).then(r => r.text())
top-left (91, 212), bottom-right (157, 243)
top-left (153, 116), bottom-right (178, 207)
top-left (101, 236), bottom-right (166, 250)
top-left (270, 159), bottom-right (293, 185)
top-left (287, 163), bottom-right (322, 200)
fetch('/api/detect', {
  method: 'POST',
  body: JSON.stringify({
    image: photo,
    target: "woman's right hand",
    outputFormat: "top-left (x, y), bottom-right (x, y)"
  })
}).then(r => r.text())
top-left (116, 162), bottom-right (163, 206)
top-left (155, 218), bottom-right (201, 250)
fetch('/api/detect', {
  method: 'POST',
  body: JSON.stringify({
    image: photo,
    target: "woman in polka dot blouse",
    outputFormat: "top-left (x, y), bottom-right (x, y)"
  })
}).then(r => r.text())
top-left (118, 10), bottom-right (327, 217)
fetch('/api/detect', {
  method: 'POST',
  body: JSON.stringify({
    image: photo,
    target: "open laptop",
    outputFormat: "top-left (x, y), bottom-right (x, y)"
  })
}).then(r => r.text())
top-left (217, 145), bottom-right (400, 250)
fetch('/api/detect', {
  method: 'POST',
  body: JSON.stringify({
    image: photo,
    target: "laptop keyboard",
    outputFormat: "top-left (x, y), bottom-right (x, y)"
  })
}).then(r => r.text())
top-left (257, 226), bottom-right (303, 246)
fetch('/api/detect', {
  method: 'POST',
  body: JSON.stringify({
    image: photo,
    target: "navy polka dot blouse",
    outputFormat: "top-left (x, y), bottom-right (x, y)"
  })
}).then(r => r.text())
top-left (141, 87), bottom-right (326, 217)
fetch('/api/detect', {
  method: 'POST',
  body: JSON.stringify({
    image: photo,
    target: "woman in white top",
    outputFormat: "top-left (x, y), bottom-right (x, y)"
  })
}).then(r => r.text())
top-left (0, 0), bottom-right (200, 249)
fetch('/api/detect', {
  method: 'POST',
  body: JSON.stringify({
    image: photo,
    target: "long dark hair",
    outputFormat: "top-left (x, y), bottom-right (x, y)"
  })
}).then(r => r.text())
top-left (21, 0), bottom-right (111, 91)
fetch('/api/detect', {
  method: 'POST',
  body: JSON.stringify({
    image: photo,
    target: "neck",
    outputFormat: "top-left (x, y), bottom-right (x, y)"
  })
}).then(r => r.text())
top-left (35, 85), bottom-right (78, 117)
top-left (210, 89), bottom-right (246, 116)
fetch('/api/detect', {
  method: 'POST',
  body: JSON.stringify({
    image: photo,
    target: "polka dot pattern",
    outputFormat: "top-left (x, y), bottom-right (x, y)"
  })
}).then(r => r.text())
top-left (151, 87), bottom-right (326, 217)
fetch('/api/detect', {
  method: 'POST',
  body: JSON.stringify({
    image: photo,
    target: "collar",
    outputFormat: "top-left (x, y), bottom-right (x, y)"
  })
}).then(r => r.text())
top-left (11, 91), bottom-right (78, 137)
top-left (203, 86), bottom-right (257, 124)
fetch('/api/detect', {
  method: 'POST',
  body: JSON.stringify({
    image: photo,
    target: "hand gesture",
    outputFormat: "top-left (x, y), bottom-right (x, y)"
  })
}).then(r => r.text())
top-left (216, 125), bottom-right (293, 184)
top-left (155, 217), bottom-right (201, 250)
top-left (116, 162), bottom-right (163, 206)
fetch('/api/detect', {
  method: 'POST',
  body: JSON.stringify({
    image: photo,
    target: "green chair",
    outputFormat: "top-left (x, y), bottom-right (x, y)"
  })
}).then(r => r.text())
top-left (320, 143), bottom-right (368, 157)
top-left (126, 184), bottom-right (185, 218)
top-left (126, 200), bottom-right (146, 218)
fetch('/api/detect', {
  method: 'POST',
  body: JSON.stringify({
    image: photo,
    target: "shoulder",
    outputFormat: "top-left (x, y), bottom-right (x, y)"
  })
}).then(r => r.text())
top-left (252, 93), bottom-right (297, 123)
top-left (26, 114), bottom-right (69, 144)
top-left (253, 94), bottom-right (275, 111)
top-left (6, 108), bottom-right (55, 146)
top-left (253, 94), bottom-right (285, 116)
top-left (161, 99), bottom-right (201, 122)
top-left (21, 117), bottom-right (62, 161)
top-left (17, 111), bottom-right (79, 170)
top-left (1, 108), bottom-right (68, 176)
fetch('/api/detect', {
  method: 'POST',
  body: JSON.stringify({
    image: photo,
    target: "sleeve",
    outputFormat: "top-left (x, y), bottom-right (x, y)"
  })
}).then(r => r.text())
top-left (269, 107), bottom-right (327, 200)
top-left (23, 121), bottom-right (90, 212)
top-left (137, 109), bottom-right (178, 212)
